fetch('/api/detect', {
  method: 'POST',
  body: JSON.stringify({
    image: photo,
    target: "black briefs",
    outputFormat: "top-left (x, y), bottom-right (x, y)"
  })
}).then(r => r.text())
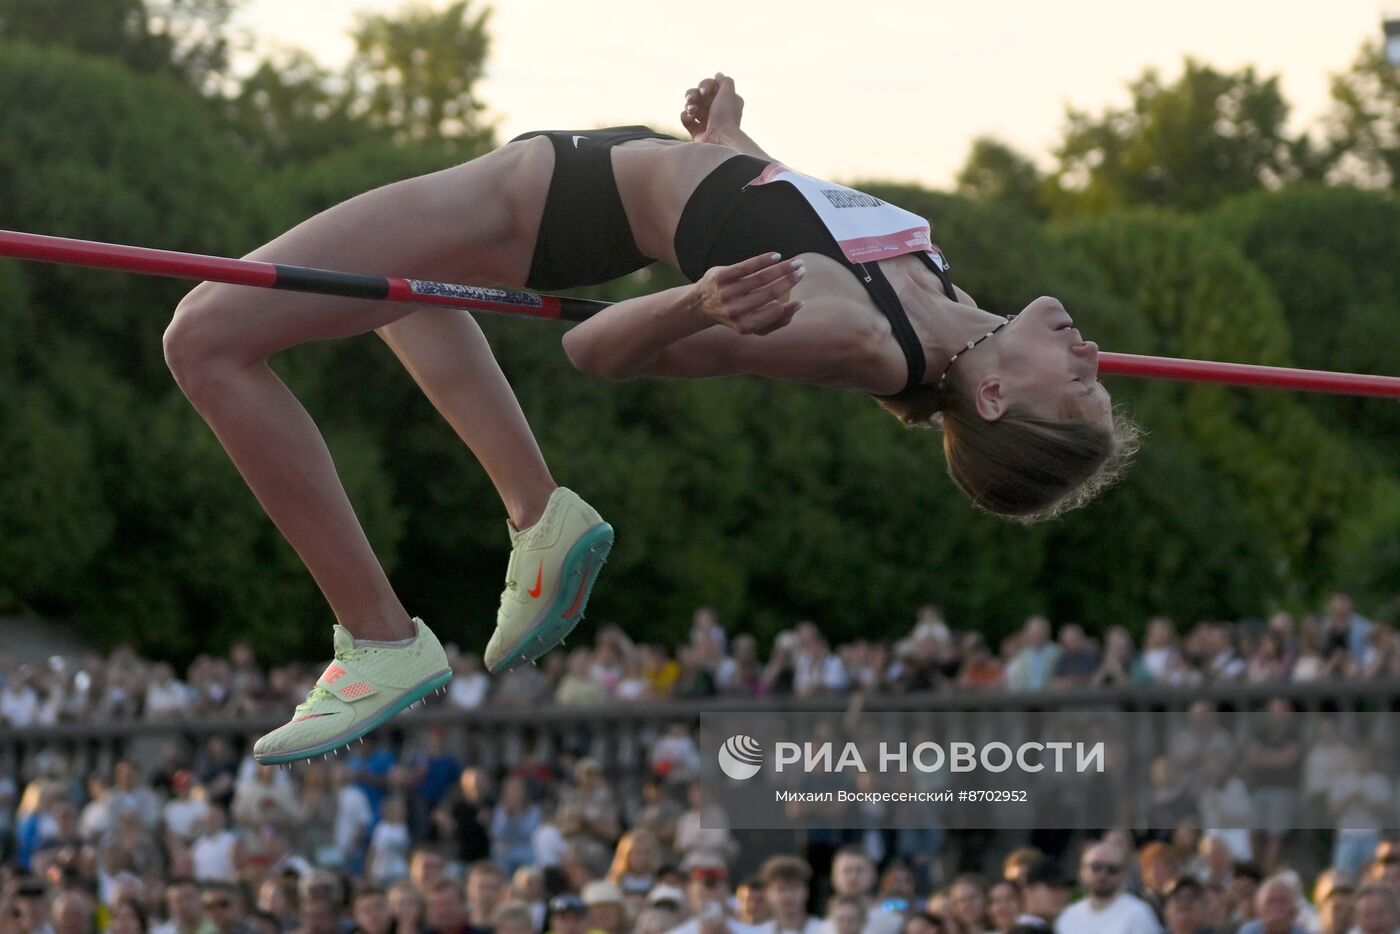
top-left (673, 155), bottom-right (955, 398)
top-left (510, 125), bottom-right (678, 291)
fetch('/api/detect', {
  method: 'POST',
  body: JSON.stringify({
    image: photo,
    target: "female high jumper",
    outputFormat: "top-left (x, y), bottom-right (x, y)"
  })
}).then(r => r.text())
top-left (162, 73), bottom-right (1136, 764)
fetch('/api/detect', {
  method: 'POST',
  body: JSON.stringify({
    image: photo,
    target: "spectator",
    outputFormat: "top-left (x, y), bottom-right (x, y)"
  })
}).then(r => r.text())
top-left (1168, 704), bottom-right (1236, 793)
top-left (1142, 758), bottom-right (1198, 845)
top-left (955, 635), bottom-right (1004, 690)
top-left (152, 879), bottom-right (203, 934)
top-left (1198, 759), bottom-right (1254, 863)
top-left (353, 887), bottom-right (393, 934)
top-left (1312, 870), bottom-right (1355, 934)
top-left (581, 881), bottom-right (626, 934)
top-left (651, 724), bottom-right (702, 784)
top-left (189, 808), bottom-right (238, 884)
top-left (161, 772), bottom-right (209, 848)
top-left (980, 890), bottom-right (1024, 934)
top-left (607, 828), bottom-right (662, 892)
top-left (1004, 618), bottom-right (1060, 692)
top-left (1351, 884), bottom-right (1399, 934)
top-left (1328, 747), bottom-right (1392, 881)
top-left (1138, 619), bottom-right (1181, 684)
top-left (386, 882), bottom-right (425, 934)
top-left (556, 651), bottom-right (608, 706)
top-left (1322, 592), bottom-right (1371, 664)
top-left (1246, 700), bottom-right (1302, 872)
top-left (734, 877), bottom-right (768, 927)
top-left (105, 762), bottom-right (161, 832)
top-left (334, 763), bottom-right (375, 876)
top-left (464, 861), bottom-right (506, 931)
top-left (404, 726), bottom-right (462, 839)
top-left (1048, 626), bottom-right (1099, 691)
top-left (231, 767), bottom-right (299, 834)
top-left (200, 883), bottom-right (246, 934)
top-left (1235, 877), bottom-right (1307, 934)
top-left (490, 777), bottom-right (540, 875)
top-left (423, 879), bottom-right (470, 934)
top-left (447, 653), bottom-right (490, 711)
top-left (555, 759), bottom-right (621, 849)
top-left (666, 856), bottom-right (749, 934)
top-left (827, 895), bottom-right (866, 934)
top-left (1054, 840), bottom-right (1160, 934)
top-left (1, 666), bottom-right (41, 728)
top-left (1157, 876), bottom-right (1210, 934)
top-left (716, 634), bottom-right (763, 696)
top-left (544, 894), bottom-right (587, 934)
top-left (110, 897), bottom-right (148, 934)
top-left (368, 797), bottom-right (412, 885)
top-left (144, 664), bottom-right (192, 720)
top-left (1301, 718), bottom-right (1351, 828)
top-left (255, 877), bottom-right (298, 931)
top-left (755, 856), bottom-right (820, 934)
top-left (434, 768), bottom-right (493, 866)
top-left (1014, 858), bottom-right (1072, 929)
top-left (794, 624), bottom-right (850, 697)
top-left (1090, 627), bottom-right (1138, 688)
top-left (52, 890), bottom-right (96, 934)
top-left (942, 875), bottom-right (987, 934)
top-left (673, 784), bottom-right (735, 867)
top-left (1246, 632), bottom-right (1290, 684)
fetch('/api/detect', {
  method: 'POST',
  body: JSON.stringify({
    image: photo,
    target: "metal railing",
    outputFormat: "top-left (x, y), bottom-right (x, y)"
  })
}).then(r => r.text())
top-left (2, 678), bottom-right (1397, 784)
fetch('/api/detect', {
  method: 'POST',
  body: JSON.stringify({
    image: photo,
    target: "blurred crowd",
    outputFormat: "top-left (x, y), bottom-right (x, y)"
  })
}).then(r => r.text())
top-left (0, 590), bottom-right (1396, 934)
top-left (2, 732), bottom-right (1399, 934)
top-left (0, 593), bottom-right (1392, 728)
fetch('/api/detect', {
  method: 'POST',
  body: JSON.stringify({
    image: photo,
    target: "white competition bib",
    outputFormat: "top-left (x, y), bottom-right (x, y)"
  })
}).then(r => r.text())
top-left (749, 162), bottom-right (946, 268)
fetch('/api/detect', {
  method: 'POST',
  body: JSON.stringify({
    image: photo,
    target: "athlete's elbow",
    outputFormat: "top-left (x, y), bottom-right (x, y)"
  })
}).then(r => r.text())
top-left (563, 328), bottom-right (630, 381)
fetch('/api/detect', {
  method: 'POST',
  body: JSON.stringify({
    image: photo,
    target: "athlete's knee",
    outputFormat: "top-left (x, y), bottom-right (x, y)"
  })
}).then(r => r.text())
top-left (163, 284), bottom-right (253, 399)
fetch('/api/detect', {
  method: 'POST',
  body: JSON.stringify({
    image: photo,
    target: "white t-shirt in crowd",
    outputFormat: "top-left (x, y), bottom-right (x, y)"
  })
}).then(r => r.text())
top-left (753, 917), bottom-right (824, 934)
top-left (163, 797), bottom-right (210, 841)
top-left (191, 829), bottom-right (238, 881)
top-left (335, 784), bottom-right (374, 855)
top-left (531, 821), bottom-right (566, 867)
top-left (368, 819), bottom-right (411, 883)
top-left (449, 672), bottom-right (489, 710)
top-left (0, 685), bottom-right (39, 727)
top-left (145, 679), bottom-right (192, 717)
top-left (1055, 892), bottom-right (1162, 934)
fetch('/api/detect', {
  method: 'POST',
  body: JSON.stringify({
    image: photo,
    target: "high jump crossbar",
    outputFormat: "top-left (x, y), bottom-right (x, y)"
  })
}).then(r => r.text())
top-left (2, 229), bottom-right (1397, 400)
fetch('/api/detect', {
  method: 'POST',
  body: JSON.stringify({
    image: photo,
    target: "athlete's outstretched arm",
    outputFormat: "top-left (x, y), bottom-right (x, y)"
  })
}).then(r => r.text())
top-left (681, 73), bottom-right (778, 163)
top-left (562, 251), bottom-right (803, 380)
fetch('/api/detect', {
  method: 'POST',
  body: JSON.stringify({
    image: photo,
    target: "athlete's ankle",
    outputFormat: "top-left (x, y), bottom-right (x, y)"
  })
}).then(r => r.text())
top-left (508, 484), bottom-right (559, 532)
top-left (338, 610), bottom-right (415, 642)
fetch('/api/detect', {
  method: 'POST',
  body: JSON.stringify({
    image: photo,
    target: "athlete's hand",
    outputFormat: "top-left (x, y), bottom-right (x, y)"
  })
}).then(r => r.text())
top-left (682, 72), bottom-right (744, 144)
top-left (695, 252), bottom-right (804, 335)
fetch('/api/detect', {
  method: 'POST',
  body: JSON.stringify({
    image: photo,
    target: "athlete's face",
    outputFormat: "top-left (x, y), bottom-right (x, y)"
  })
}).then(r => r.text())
top-left (971, 295), bottom-right (1112, 428)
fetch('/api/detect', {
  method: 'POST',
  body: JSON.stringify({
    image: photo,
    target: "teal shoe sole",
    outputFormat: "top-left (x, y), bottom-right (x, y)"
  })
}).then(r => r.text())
top-left (489, 522), bottom-right (614, 674)
top-left (253, 668), bottom-right (452, 765)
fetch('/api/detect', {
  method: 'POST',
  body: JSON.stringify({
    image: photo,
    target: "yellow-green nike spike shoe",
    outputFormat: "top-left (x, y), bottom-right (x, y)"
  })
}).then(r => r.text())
top-left (254, 618), bottom-right (451, 765)
top-left (484, 487), bottom-right (614, 674)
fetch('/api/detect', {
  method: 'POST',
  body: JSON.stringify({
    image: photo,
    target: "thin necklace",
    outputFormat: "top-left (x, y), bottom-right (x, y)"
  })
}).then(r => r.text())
top-left (936, 314), bottom-right (1017, 392)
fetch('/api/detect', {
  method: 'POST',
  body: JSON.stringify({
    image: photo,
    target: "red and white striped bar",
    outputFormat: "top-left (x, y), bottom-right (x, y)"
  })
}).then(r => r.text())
top-left (2, 228), bottom-right (1397, 399)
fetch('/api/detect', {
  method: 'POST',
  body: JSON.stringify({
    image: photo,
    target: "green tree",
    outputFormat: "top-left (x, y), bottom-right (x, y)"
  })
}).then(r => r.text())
top-left (0, 0), bottom-right (237, 90)
top-left (1051, 58), bottom-right (1325, 215)
top-left (1051, 211), bottom-right (1390, 596)
top-left (344, 0), bottom-right (494, 151)
top-left (1210, 184), bottom-right (1400, 470)
top-left (223, 48), bottom-right (372, 168)
top-left (955, 136), bottom-right (1049, 218)
top-left (1327, 40), bottom-right (1400, 187)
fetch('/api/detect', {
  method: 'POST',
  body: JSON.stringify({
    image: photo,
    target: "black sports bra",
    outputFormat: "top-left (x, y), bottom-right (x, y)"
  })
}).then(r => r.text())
top-left (673, 154), bottom-right (955, 397)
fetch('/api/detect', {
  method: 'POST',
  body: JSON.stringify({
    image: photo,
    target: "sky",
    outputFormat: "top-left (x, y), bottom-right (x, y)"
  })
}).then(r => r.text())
top-left (231, 0), bottom-right (1391, 189)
